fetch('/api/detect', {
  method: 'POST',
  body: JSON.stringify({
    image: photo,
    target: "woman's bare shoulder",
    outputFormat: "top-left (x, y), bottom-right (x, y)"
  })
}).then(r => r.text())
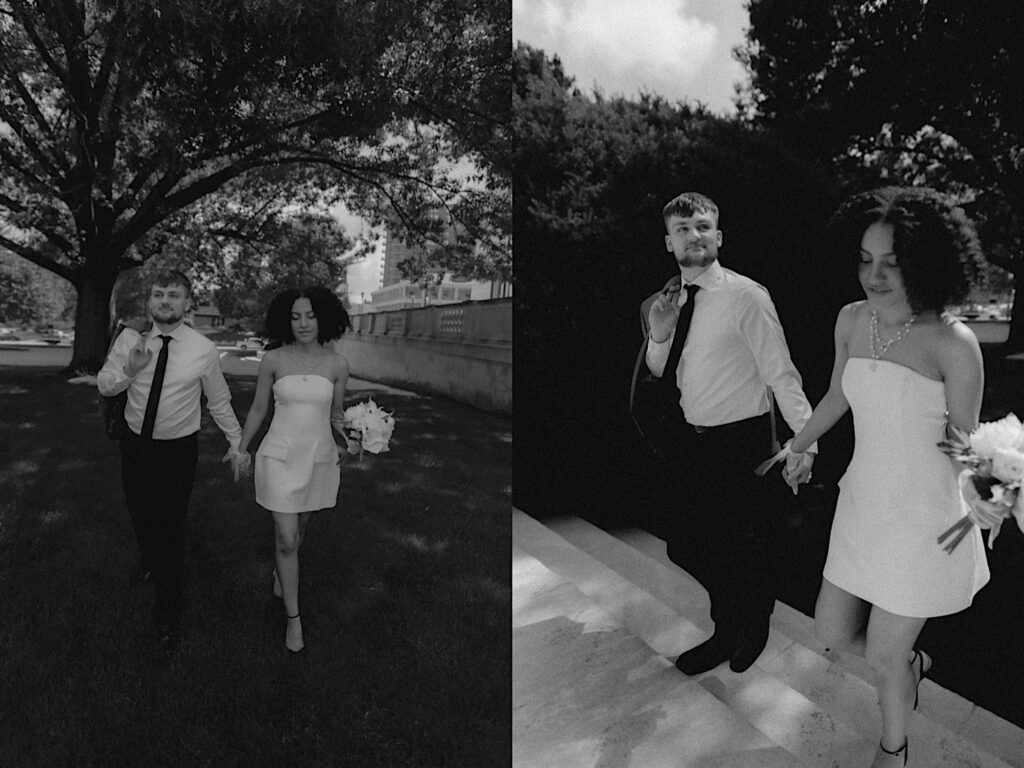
top-left (926, 313), bottom-right (983, 369)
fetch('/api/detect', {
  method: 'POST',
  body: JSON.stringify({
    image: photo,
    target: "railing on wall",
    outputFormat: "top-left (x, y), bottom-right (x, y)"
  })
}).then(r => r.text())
top-left (349, 297), bottom-right (512, 347)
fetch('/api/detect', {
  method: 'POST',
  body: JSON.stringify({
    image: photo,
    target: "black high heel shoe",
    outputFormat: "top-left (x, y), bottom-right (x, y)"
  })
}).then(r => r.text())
top-left (879, 738), bottom-right (908, 766)
top-left (911, 647), bottom-right (931, 710)
top-left (285, 612), bottom-right (304, 654)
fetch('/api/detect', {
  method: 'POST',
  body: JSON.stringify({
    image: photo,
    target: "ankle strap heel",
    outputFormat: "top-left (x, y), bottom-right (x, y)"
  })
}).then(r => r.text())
top-left (880, 739), bottom-right (908, 765)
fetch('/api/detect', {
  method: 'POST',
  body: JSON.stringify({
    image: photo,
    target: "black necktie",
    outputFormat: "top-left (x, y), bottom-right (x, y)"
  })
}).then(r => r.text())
top-left (141, 335), bottom-right (171, 440)
top-left (662, 284), bottom-right (700, 402)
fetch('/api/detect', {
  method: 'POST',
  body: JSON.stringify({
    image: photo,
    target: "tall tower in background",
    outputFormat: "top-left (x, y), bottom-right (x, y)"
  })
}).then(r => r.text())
top-left (382, 229), bottom-right (417, 287)
top-left (363, 210), bottom-right (511, 312)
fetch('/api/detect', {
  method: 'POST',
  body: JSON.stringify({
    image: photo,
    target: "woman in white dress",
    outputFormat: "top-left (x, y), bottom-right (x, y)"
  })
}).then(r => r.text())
top-left (783, 187), bottom-right (991, 766)
top-left (238, 286), bottom-right (351, 653)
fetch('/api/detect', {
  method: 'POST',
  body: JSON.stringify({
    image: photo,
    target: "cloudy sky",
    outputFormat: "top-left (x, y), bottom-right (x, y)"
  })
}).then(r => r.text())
top-left (350, 1), bottom-right (752, 301)
top-left (513, 0), bottom-right (750, 115)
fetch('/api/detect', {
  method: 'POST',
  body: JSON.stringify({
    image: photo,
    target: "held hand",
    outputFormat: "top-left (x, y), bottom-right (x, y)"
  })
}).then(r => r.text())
top-left (126, 332), bottom-right (152, 376)
top-left (648, 295), bottom-right (679, 343)
top-left (223, 448), bottom-right (252, 482)
top-left (782, 451), bottom-right (814, 495)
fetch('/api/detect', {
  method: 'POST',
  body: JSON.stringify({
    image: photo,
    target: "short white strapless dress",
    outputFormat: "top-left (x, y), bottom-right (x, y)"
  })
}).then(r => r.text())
top-left (823, 358), bottom-right (989, 617)
top-left (255, 375), bottom-right (340, 513)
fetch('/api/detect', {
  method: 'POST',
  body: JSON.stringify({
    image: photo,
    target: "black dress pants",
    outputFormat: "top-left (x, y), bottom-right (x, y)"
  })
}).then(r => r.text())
top-left (664, 413), bottom-right (787, 639)
top-left (119, 429), bottom-right (199, 626)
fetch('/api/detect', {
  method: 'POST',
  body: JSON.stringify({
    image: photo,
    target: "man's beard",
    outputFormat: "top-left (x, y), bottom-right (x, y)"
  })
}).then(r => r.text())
top-left (676, 251), bottom-right (715, 268)
top-left (152, 307), bottom-right (183, 324)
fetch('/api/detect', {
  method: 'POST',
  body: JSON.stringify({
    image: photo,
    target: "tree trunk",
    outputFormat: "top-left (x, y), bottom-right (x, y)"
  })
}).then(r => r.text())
top-left (1005, 265), bottom-right (1024, 354)
top-left (64, 270), bottom-right (119, 375)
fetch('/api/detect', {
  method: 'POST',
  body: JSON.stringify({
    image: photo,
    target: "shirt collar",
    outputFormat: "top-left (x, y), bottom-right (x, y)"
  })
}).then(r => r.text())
top-left (151, 322), bottom-right (186, 343)
top-left (683, 259), bottom-right (724, 292)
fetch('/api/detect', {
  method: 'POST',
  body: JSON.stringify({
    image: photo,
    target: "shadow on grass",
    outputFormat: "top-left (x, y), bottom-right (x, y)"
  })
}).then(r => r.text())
top-left (0, 368), bottom-right (511, 768)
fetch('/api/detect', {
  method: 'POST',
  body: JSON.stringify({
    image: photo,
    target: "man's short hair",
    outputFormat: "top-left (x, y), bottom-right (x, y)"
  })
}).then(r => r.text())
top-left (662, 192), bottom-right (719, 225)
top-left (152, 269), bottom-right (192, 297)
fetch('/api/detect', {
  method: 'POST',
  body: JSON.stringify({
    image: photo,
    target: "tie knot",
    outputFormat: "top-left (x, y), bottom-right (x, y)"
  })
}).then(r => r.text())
top-left (684, 283), bottom-right (700, 297)
top-left (159, 335), bottom-right (171, 343)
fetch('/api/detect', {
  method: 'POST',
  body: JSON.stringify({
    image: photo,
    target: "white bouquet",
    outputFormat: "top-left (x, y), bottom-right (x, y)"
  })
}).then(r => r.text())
top-left (937, 413), bottom-right (1024, 552)
top-left (338, 399), bottom-right (395, 458)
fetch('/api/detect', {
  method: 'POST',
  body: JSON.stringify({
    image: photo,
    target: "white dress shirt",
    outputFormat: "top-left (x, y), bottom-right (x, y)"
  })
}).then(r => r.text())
top-left (646, 260), bottom-right (815, 447)
top-left (97, 323), bottom-right (241, 448)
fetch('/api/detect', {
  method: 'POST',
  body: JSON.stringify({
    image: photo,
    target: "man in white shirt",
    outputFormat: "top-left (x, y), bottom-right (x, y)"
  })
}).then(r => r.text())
top-left (642, 192), bottom-right (815, 675)
top-left (98, 270), bottom-right (248, 658)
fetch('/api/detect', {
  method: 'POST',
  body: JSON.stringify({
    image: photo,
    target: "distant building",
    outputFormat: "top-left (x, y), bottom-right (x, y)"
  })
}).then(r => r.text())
top-left (190, 304), bottom-right (226, 328)
top-left (367, 215), bottom-right (511, 312)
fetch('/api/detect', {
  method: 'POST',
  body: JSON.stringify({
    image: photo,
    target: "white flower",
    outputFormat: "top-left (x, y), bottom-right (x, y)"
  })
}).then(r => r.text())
top-left (991, 448), bottom-right (1024, 485)
top-left (342, 398), bottom-right (395, 454)
top-left (970, 413), bottom-right (1024, 459)
top-left (362, 429), bottom-right (390, 454)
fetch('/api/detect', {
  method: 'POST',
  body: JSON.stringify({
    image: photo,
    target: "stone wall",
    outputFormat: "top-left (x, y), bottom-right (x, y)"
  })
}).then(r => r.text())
top-left (336, 298), bottom-right (512, 415)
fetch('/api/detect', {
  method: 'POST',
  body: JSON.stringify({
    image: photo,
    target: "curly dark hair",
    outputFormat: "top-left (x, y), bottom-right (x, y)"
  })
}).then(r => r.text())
top-left (263, 286), bottom-right (350, 347)
top-left (829, 186), bottom-right (982, 314)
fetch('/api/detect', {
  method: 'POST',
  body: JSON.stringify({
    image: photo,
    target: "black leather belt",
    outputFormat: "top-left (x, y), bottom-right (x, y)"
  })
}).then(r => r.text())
top-left (690, 412), bottom-right (770, 435)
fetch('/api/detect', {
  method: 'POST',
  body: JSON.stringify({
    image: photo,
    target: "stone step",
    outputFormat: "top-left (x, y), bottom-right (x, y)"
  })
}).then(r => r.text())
top-left (513, 545), bottom-right (807, 768)
top-left (528, 511), bottom-right (1023, 768)
top-left (602, 523), bottom-right (1024, 768)
top-left (515, 512), bottom-right (878, 767)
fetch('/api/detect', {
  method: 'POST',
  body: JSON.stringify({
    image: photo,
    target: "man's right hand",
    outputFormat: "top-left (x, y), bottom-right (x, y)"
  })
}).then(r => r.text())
top-left (648, 295), bottom-right (679, 343)
top-left (125, 332), bottom-right (152, 377)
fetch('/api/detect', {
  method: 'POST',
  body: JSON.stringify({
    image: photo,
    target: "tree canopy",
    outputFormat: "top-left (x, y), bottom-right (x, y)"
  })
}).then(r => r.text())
top-left (0, 248), bottom-right (74, 326)
top-left (0, 0), bottom-right (510, 371)
top-left (513, 43), bottom-right (848, 521)
top-left (736, 0), bottom-right (1023, 348)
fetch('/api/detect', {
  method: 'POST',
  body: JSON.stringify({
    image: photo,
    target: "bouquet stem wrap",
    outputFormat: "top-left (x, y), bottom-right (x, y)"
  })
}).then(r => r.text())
top-left (937, 417), bottom-right (1024, 553)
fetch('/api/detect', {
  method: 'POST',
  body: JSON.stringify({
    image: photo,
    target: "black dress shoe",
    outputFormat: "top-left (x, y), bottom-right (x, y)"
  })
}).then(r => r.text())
top-left (151, 623), bottom-right (180, 664)
top-left (729, 623), bottom-right (770, 673)
top-left (130, 564), bottom-right (153, 586)
top-left (675, 632), bottom-right (736, 675)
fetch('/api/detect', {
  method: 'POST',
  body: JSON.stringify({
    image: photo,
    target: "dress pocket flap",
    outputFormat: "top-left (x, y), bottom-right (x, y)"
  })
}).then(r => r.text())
top-left (315, 444), bottom-right (338, 463)
top-left (261, 441), bottom-right (290, 461)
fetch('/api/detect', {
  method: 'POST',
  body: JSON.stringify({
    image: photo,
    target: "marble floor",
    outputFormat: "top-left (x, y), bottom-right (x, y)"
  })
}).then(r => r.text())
top-left (512, 509), bottom-right (1024, 768)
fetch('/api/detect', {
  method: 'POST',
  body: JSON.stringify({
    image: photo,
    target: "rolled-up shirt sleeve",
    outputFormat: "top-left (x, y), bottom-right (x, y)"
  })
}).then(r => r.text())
top-left (200, 346), bottom-right (242, 450)
top-left (737, 287), bottom-right (819, 453)
top-left (97, 329), bottom-right (138, 396)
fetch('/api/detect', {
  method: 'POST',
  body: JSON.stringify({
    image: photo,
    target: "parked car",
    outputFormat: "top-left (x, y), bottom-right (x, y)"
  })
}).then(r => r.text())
top-left (42, 331), bottom-right (62, 344)
top-left (239, 335), bottom-right (264, 350)
top-left (0, 332), bottom-right (20, 341)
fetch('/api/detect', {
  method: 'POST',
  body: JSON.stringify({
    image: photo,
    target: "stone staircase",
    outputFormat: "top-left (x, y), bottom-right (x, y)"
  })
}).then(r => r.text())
top-left (512, 508), bottom-right (1024, 768)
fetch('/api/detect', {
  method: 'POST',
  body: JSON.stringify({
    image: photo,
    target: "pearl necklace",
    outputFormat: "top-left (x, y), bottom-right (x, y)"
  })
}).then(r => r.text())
top-left (292, 343), bottom-right (322, 380)
top-left (870, 310), bottom-right (916, 362)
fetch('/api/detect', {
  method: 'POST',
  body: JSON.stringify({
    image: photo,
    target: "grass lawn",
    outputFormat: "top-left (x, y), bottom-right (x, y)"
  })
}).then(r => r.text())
top-left (0, 368), bottom-right (511, 768)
